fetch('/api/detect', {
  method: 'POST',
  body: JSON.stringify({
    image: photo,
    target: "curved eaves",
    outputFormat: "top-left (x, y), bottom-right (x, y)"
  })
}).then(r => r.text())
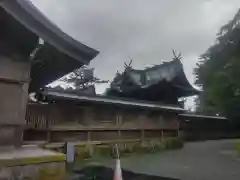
top-left (0, 0), bottom-right (99, 64)
top-left (173, 60), bottom-right (200, 96)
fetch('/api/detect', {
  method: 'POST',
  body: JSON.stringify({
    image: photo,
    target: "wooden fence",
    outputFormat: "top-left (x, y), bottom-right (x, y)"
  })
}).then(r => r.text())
top-left (24, 103), bottom-right (179, 144)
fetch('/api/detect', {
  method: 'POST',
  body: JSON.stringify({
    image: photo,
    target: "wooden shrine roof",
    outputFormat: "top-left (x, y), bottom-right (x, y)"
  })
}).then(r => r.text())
top-left (0, 0), bottom-right (99, 92)
top-left (108, 59), bottom-right (200, 100)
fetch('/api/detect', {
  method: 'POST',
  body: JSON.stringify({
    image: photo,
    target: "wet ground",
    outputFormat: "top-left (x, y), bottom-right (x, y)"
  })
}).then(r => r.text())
top-left (101, 139), bottom-right (240, 180)
top-left (73, 166), bottom-right (179, 180)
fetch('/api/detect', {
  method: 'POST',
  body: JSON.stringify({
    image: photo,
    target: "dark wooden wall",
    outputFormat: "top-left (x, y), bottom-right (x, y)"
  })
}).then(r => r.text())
top-left (24, 103), bottom-right (179, 143)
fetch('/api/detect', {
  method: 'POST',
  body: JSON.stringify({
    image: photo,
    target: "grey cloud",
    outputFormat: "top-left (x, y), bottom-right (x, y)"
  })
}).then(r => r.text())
top-left (31, 0), bottom-right (240, 93)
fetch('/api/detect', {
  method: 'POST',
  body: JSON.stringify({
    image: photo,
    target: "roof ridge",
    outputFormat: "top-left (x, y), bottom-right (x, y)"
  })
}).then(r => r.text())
top-left (129, 58), bottom-right (182, 73)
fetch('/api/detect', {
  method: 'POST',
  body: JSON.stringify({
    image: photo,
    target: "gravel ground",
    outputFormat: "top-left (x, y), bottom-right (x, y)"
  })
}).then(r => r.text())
top-left (102, 139), bottom-right (240, 180)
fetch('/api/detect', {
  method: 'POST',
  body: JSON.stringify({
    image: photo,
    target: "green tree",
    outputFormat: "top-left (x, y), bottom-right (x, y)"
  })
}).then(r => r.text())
top-left (61, 66), bottom-right (108, 90)
top-left (195, 9), bottom-right (240, 124)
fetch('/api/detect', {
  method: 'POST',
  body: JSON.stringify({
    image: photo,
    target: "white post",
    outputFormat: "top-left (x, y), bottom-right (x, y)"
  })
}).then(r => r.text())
top-left (115, 143), bottom-right (120, 159)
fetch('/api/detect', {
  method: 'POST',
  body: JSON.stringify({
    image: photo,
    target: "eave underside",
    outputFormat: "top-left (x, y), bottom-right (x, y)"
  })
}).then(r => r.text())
top-left (0, 1), bottom-right (99, 92)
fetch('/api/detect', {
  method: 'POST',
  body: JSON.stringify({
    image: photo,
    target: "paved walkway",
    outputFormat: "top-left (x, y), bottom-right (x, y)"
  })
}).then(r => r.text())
top-left (104, 139), bottom-right (240, 180)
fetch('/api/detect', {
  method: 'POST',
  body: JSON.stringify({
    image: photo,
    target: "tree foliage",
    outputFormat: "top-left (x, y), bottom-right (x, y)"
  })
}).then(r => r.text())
top-left (195, 9), bottom-right (240, 123)
top-left (61, 66), bottom-right (108, 90)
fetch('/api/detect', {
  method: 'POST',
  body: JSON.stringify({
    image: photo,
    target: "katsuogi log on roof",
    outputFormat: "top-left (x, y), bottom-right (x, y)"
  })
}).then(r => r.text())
top-left (107, 54), bottom-right (199, 104)
top-left (0, 0), bottom-right (99, 92)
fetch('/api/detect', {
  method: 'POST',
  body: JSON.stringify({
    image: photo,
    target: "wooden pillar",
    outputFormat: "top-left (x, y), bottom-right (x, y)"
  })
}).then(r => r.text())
top-left (84, 106), bottom-right (95, 126)
top-left (177, 120), bottom-right (180, 137)
top-left (47, 130), bottom-right (51, 142)
top-left (0, 56), bottom-right (30, 148)
top-left (141, 129), bottom-right (145, 142)
top-left (46, 104), bottom-right (51, 128)
top-left (87, 131), bottom-right (91, 142)
top-left (86, 131), bottom-right (93, 156)
top-left (117, 110), bottom-right (122, 140)
top-left (116, 112), bottom-right (122, 126)
top-left (118, 130), bottom-right (121, 139)
top-left (161, 130), bottom-right (164, 141)
top-left (116, 114), bottom-right (118, 126)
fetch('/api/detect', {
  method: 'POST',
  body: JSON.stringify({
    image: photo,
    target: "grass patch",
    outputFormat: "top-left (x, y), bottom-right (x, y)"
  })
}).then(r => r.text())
top-left (71, 138), bottom-right (184, 161)
top-left (235, 139), bottom-right (240, 153)
top-left (163, 138), bottom-right (184, 150)
top-left (63, 138), bottom-right (183, 167)
top-left (77, 138), bottom-right (182, 159)
top-left (65, 138), bottom-right (184, 174)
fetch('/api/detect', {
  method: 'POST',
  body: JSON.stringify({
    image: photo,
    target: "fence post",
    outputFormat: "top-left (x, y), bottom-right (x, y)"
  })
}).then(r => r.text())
top-left (177, 120), bottom-right (180, 137)
top-left (141, 129), bottom-right (145, 142)
top-left (87, 131), bottom-right (91, 142)
top-left (47, 130), bottom-right (51, 142)
top-left (87, 131), bottom-right (93, 156)
top-left (118, 130), bottom-right (121, 139)
top-left (161, 130), bottom-right (164, 141)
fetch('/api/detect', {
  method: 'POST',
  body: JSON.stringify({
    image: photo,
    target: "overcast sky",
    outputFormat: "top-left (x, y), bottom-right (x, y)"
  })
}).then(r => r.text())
top-left (31, 0), bottom-right (240, 109)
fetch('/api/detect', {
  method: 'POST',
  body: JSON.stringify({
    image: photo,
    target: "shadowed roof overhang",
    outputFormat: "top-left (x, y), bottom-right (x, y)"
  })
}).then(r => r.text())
top-left (0, 0), bottom-right (99, 92)
top-left (178, 113), bottom-right (227, 121)
top-left (41, 90), bottom-right (185, 113)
